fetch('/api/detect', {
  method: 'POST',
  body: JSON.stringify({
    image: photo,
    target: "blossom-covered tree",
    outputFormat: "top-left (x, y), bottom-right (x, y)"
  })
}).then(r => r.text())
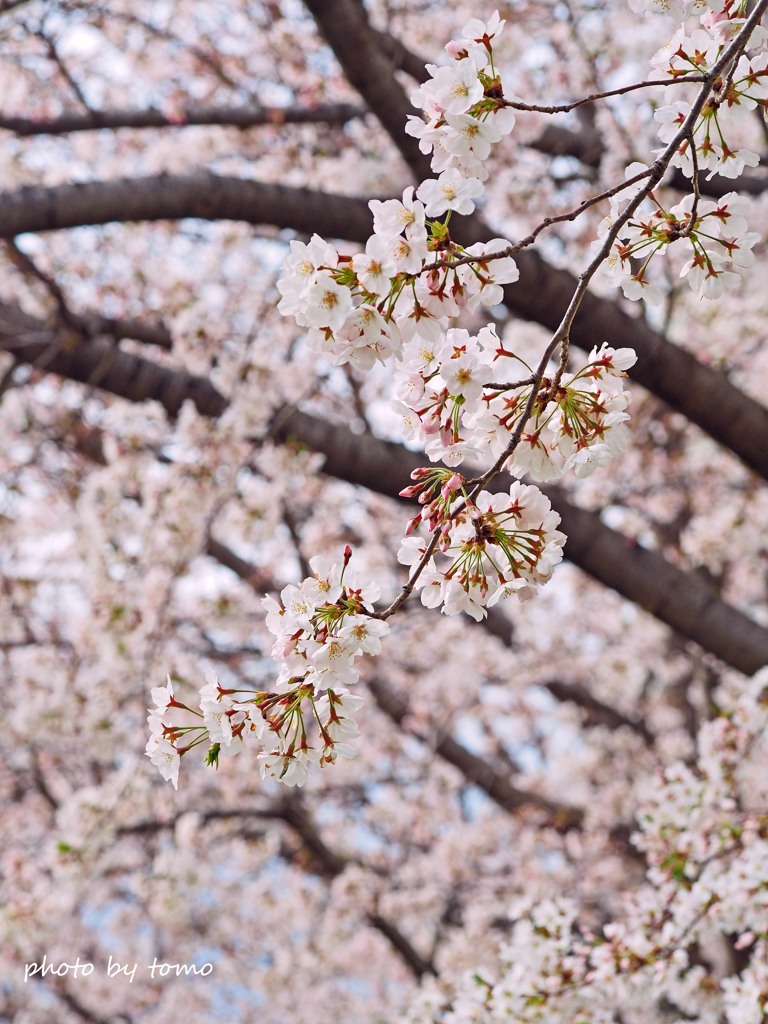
top-left (1, 1), bottom-right (767, 1022)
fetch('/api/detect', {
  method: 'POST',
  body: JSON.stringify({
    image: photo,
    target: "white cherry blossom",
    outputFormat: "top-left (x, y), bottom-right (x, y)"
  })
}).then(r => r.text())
top-left (416, 169), bottom-right (485, 216)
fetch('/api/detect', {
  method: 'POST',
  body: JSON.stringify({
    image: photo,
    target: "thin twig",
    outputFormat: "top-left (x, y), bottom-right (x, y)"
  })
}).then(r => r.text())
top-left (500, 73), bottom-right (707, 115)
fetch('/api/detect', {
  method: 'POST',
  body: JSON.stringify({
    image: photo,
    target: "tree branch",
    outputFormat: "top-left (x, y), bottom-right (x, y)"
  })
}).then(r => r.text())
top-left (367, 676), bottom-right (583, 829)
top-left (0, 0), bottom-right (38, 11)
top-left (2, 173), bottom-right (768, 482)
top-left (0, 173), bottom-right (373, 241)
top-left (302, 0), bottom-right (433, 181)
top-left (204, 536), bottom-right (274, 590)
top-left (0, 300), bottom-right (223, 416)
top-left (4, 240), bottom-right (173, 349)
top-left (543, 679), bottom-right (654, 744)
top-left (0, 102), bottom-right (366, 137)
top-left (530, 122), bottom-right (768, 195)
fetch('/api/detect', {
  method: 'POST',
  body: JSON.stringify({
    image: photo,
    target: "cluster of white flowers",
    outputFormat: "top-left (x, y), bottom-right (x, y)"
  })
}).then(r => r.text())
top-left (634, 671), bottom-right (768, 914)
top-left (398, 481), bottom-right (566, 620)
top-left (276, 232), bottom-right (403, 372)
top-left (261, 549), bottom-right (389, 690)
top-left (147, 547), bottom-right (381, 787)
top-left (653, 47), bottom-right (768, 179)
top-left (406, 11), bottom-right (516, 186)
top-left (404, 669), bottom-right (768, 1023)
top-left (629, 0), bottom-right (736, 21)
top-left (598, 1), bottom-right (765, 301)
top-left (150, 2), bottom-right (766, 790)
top-left (597, 185), bottom-right (759, 301)
top-left (275, 12), bottom-right (520, 378)
top-left (395, 329), bottom-right (637, 475)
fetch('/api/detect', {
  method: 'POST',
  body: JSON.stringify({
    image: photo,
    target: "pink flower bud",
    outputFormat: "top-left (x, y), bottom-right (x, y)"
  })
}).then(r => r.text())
top-left (423, 412), bottom-right (441, 436)
top-left (404, 515), bottom-right (422, 536)
top-left (445, 40), bottom-right (467, 59)
top-left (399, 483), bottom-right (422, 498)
top-left (734, 931), bottom-right (756, 950)
top-left (440, 473), bottom-right (463, 500)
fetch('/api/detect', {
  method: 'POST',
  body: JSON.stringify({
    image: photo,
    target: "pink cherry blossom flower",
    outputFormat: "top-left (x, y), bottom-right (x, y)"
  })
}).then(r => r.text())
top-left (416, 169), bottom-right (485, 216)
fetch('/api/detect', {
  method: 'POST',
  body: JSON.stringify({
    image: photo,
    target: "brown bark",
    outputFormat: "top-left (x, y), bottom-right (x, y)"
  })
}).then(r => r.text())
top-left (367, 677), bottom-right (584, 829)
top-left (3, 173), bottom-right (768, 481)
top-left (302, 0), bottom-right (433, 181)
top-left (543, 680), bottom-right (654, 744)
top-left (0, 173), bottom-right (373, 243)
top-left (0, 300), bottom-right (224, 417)
top-left (0, 102), bottom-right (365, 136)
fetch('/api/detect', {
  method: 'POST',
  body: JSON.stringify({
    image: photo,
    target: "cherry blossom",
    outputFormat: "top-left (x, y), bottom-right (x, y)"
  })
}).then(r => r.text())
top-left (3, 3), bottom-right (768, 1023)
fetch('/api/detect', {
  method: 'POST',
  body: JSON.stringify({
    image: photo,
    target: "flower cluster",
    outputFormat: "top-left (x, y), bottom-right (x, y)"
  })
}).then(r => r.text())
top-left (261, 548), bottom-right (389, 690)
top-left (633, 670), bottom-right (768, 907)
top-left (599, 2), bottom-right (765, 303)
top-left (653, 43), bottom-right (768, 179)
top-left (275, 13), bottom-right (520, 377)
top-left (406, 11), bottom-right (516, 186)
top-left (152, 4), bottom-right (768, 791)
top-left (629, 0), bottom-right (740, 23)
top-left (147, 547), bottom-right (382, 787)
top-left (405, 670), bottom-right (768, 1024)
top-left (276, 232), bottom-right (403, 372)
top-left (399, 481), bottom-right (566, 619)
top-left (597, 186), bottom-right (759, 301)
top-left (395, 331), bottom-right (637, 478)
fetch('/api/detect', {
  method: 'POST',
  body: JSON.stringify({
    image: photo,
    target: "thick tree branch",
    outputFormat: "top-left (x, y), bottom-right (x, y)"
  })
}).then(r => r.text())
top-left (529, 123), bottom-right (768, 196)
top-left (0, 173), bottom-right (373, 242)
top-left (273, 795), bottom-right (350, 877)
top-left (0, 102), bottom-right (366, 136)
top-left (0, 300), bottom-right (223, 416)
top-left (3, 173), bottom-right (768, 482)
top-left (302, 0), bottom-right (433, 181)
top-left (367, 677), bottom-right (583, 829)
top-left (75, 313), bottom-right (173, 350)
top-left (543, 680), bottom-right (654, 744)
top-left (373, 28), bottom-right (430, 83)
top-left (204, 536), bottom-right (274, 590)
